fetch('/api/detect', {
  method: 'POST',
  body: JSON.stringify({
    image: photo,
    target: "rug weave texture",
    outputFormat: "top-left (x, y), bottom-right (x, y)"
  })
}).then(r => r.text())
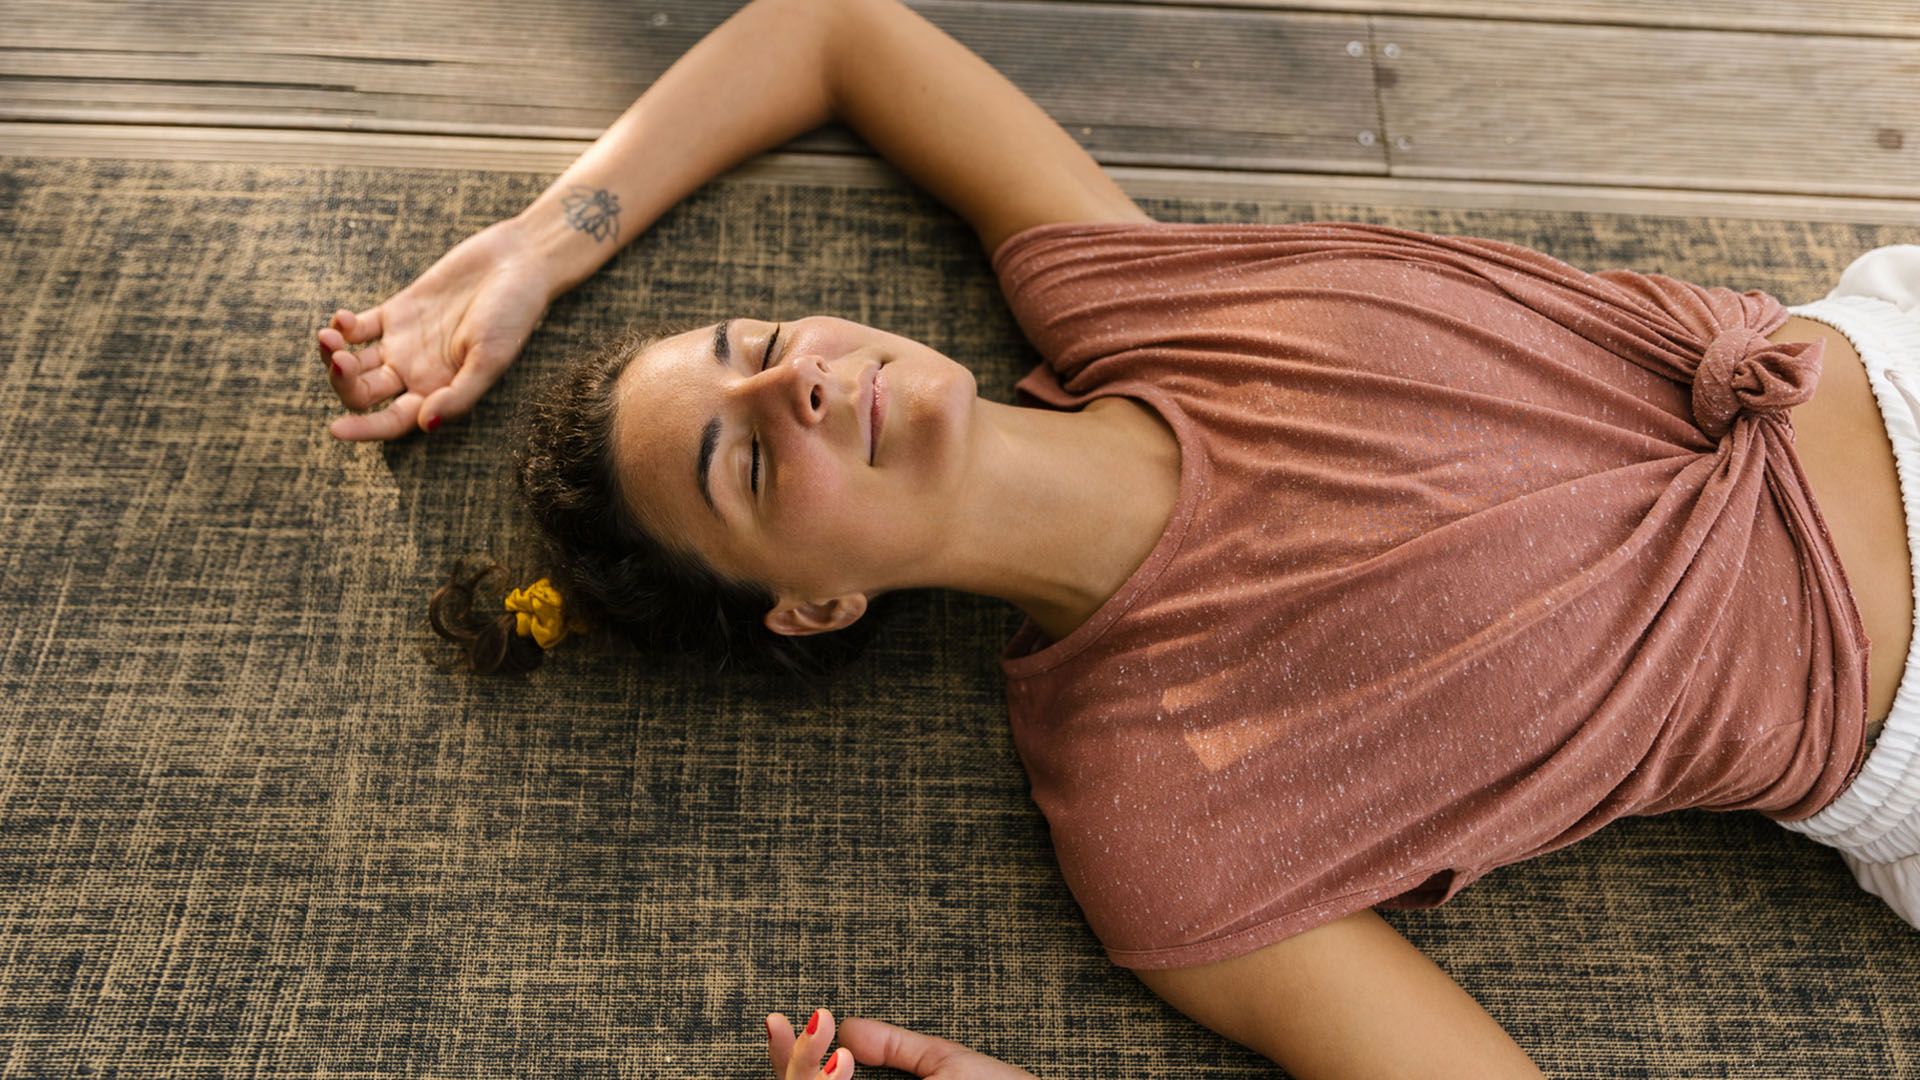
top-left (0, 155), bottom-right (1916, 1077)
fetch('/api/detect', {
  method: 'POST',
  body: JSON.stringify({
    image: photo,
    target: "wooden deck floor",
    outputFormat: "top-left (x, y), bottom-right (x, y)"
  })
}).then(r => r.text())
top-left (4, 0), bottom-right (1917, 224)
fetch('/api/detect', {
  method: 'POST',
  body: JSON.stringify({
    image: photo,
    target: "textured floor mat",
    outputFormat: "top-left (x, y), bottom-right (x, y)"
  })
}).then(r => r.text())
top-left (0, 154), bottom-right (1914, 1077)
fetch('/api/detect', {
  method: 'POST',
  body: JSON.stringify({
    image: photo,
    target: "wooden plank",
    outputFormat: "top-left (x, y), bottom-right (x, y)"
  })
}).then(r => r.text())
top-left (1071, 0), bottom-right (1920, 38)
top-left (8, 122), bottom-right (1919, 228)
top-left (914, 3), bottom-right (1380, 172)
top-left (1376, 16), bottom-right (1920, 197)
top-left (0, 0), bottom-right (1385, 173)
top-left (6, 1), bottom-right (1907, 198)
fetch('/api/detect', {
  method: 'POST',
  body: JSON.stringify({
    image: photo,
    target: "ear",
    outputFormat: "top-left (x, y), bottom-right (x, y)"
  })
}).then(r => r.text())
top-left (764, 592), bottom-right (869, 637)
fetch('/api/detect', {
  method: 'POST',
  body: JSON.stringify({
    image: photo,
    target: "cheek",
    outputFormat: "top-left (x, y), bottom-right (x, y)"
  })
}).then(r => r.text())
top-left (769, 449), bottom-right (860, 540)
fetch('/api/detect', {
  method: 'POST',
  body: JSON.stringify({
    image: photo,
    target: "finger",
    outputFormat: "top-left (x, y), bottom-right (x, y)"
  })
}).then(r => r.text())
top-left (838, 1017), bottom-right (963, 1077)
top-left (332, 355), bottom-right (404, 412)
top-left (330, 340), bottom-right (382, 379)
top-left (331, 306), bottom-right (384, 344)
top-left (786, 1008), bottom-right (836, 1080)
top-left (821, 1047), bottom-right (849, 1079)
top-left (328, 391), bottom-right (423, 442)
top-left (328, 341), bottom-right (398, 407)
top-left (810, 1008), bottom-right (836, 1055)
top-left (317, 326), bottom-right (345, 363)
top-left (812, 1009), bottom-right (840, 1079)
top-left (768, 1013), bottom-right (797, 1075)
top-left (417, 345), bottom-right (506, 432)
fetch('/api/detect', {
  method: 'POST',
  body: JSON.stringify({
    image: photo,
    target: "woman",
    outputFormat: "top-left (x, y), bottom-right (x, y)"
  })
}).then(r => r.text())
top-left (316, 0), bottom-right (1920, 1075)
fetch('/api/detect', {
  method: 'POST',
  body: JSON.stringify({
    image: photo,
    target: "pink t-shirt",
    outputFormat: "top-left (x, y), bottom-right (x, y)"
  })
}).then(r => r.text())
top-left (990, 220), bottom-right (1870, 970)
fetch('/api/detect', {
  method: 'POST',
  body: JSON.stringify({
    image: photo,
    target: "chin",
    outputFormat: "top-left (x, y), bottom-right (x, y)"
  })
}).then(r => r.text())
top-left (893, 353), bottom-right (977, 469)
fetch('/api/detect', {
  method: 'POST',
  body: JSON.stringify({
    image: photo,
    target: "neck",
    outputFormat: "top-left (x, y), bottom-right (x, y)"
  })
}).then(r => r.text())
top-left (919, 397), bottom-right (1178, 643)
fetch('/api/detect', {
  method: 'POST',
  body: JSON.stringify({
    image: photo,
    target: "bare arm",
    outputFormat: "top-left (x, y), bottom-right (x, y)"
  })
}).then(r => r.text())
top-left (823, 0), bottom-right (1150, 257)
top-left (1135, 908), bottom-right (1548, 1080)
top-left (317, 0), bottom-right (1147, 440)
top-left (515, 0), bottom-right (1148, 300)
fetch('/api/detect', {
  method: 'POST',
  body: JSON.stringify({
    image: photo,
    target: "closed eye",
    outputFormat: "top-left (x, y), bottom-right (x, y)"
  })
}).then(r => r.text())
top-left (749, 324), bottom-right (779, 495)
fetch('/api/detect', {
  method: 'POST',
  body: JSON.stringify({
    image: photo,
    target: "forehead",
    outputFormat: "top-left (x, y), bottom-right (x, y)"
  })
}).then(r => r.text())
top-left (612, 322), bottom-right (728, 547)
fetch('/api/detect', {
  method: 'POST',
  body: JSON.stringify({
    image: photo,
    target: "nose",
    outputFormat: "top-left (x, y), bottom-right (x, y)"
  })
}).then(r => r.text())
top-left (732, 350), bottom-right (830, 429)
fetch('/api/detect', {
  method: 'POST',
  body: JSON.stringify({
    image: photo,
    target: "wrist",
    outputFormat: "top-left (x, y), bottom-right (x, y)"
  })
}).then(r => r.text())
top-left (512, 196), bottom-right (618, 305)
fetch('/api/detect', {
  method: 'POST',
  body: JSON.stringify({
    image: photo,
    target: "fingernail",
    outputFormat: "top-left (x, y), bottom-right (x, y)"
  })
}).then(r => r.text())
top-left (822, 1050), bottom-right (837, 1076)
top-left (426, 416), bottom-right (441, 432)
top-left (765, 1017), bottom-right (774, 1041)
top-left (330, 360), bottom-right (341, 378)
top-left (806, 1010), bottom-right (820, 1036)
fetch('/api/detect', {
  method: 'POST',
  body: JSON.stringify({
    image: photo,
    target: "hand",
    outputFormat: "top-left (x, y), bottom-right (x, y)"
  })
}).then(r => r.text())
top-left (768, 1008), bottom-right (1041, 1080)
top-left (316, 215), bottom-right (553, 441)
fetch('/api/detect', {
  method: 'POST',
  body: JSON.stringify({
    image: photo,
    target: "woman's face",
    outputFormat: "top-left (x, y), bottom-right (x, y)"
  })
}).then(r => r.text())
top-left (609, 316), bottom-right (980, 624)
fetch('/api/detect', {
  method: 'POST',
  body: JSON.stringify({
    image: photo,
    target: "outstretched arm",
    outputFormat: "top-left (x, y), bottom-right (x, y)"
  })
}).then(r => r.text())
top-left (319, 0), bottom-right (1145, 438)
top-left (1135, 908), bottom-right (1548, 1080)
top-left (519, 0), bottom-right (1149, 299)
top-left (752, 910), bottom-right (1544, 1078)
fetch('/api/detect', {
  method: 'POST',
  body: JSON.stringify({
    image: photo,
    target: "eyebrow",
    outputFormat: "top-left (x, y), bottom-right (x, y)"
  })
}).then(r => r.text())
top-left (696, 319), bottom-right (733, 519)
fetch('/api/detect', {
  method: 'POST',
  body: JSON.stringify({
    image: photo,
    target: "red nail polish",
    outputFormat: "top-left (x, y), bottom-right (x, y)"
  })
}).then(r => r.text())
top-left (823, 1051), bottom-right (836, 1076)
top-left (765, 1018), bottom-right (774, 1042)
top-left (330, 360), bottom-right (341, 378)
top-left (806, 1010), bottom-right (820, 1036)
top-left (426, 415), bottom-right (441, 432)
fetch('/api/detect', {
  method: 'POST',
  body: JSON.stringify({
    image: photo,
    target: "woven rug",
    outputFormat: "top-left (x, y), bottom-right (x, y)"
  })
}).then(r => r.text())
top-left (1, 154), bottom-right (1916, 1077)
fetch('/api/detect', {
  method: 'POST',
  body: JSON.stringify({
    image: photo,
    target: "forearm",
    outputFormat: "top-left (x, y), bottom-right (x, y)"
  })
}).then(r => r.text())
top-left (515, 0), bottom-right (839, 302)
top-left (521, 0), bottom-right (1128, 298)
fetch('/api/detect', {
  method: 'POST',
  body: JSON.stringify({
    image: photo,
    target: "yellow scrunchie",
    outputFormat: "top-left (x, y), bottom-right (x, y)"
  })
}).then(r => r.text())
top-left (503, 578), bottom-right (590, 649)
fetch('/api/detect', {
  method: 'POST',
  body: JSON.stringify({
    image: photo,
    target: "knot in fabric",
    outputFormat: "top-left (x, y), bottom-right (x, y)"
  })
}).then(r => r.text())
top-left (1690, 326), bottom-right (1823, 441)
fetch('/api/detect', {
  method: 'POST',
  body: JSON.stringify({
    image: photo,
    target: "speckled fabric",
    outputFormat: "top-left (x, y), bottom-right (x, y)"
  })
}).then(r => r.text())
top-left (991, 220), bottom-right (1870, 970)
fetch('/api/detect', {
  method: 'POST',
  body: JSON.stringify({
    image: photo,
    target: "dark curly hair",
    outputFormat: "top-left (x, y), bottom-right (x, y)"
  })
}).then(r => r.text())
top-left (429, 319), bottom-right (899, 680)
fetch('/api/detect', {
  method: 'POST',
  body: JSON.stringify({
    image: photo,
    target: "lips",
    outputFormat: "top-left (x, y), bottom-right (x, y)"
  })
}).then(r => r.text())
top-left (868, 365), bottom-right (885, 465)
